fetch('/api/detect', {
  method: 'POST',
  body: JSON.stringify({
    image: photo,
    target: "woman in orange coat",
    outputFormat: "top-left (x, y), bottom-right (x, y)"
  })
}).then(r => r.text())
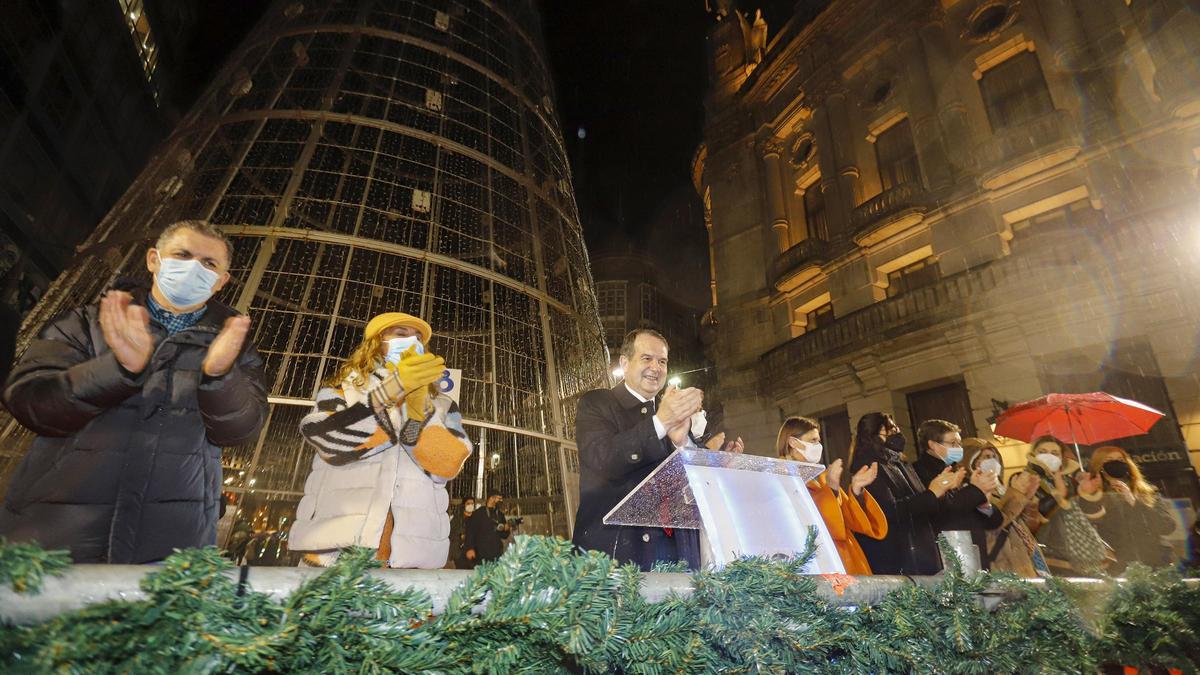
top-left (775, 416), bottom-right (887, 574)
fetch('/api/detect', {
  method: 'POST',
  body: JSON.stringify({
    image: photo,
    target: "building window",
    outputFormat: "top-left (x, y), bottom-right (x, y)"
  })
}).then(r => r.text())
top-left (802, 180), bottom-right (828, 241)
top-left (597, 281), bottom-right (626, 318)
top-left (875, 118), bottom-right (920, 192)
top-left (979, 51), bottom-right (1053, 130)
top-left (906, 381), bottom-right (978, 450)
top-left (640, 285), bottom-right (659, 324)
top-left (886, 258), bottom-right (940, 298)
top-left (596, 281), bottom-right (626, 347)
top-left (806, 302), bottom-right (834, 331)
top-left (116, 0), bottom-right (159, 99)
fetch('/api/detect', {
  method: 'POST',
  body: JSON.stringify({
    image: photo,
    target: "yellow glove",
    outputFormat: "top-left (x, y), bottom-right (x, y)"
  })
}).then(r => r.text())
top-left (391, 352), bottom-right (444, 422)
top-left (390, 352), bottom-right (444, 392)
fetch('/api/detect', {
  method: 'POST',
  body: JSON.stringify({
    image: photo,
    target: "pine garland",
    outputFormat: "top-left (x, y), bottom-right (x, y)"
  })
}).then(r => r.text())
top-left (0, 538), bottom-right (70, 594)
top-left (0, 534), bottom-right (1196, 673)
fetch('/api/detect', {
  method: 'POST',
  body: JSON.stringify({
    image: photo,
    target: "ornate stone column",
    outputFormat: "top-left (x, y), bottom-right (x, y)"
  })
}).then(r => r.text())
top-left (1038, 0), bottom-right (1115, 133)
top-left (825, 92), bottom-right (862, 209)
top-left (759, 136), bottom-right (791, 253)
top-left (898, 34), bottom-right (953, 190)
top-left (919, 21), bottom-right (973, 181)
top-left (810, 104), bottom-right (852, 240)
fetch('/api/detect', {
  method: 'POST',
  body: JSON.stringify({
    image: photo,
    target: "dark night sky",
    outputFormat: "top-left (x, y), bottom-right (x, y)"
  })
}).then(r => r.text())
top-left (183, 1), bottom-right (798, 303)
top-left (539, 0), bottom-right (712, 245)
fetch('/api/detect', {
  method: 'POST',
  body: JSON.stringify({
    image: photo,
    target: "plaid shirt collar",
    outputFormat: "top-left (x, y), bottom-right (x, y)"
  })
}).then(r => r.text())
top-left (146, 295), bottom-right (207, 335)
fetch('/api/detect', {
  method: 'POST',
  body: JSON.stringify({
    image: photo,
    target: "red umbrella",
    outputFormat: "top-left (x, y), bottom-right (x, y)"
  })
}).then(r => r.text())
top-left (993, 392), bottom-right (1165, 466)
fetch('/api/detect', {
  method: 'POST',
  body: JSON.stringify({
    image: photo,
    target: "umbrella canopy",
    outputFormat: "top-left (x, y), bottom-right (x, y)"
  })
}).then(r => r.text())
top-left (993, 392), bottom-right (1165, 452)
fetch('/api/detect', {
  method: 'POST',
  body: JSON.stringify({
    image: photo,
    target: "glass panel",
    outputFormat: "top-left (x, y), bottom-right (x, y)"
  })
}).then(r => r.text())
top-left (604, 449), bottom-right (824, 528)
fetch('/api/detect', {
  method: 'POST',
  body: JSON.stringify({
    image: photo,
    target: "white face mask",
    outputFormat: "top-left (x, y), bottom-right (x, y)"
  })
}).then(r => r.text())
top-left (385, 335), bottom-right (424, 364)
top-left (978, 458), bottom-right (1002, 477)
top-left (1036, 452), bottom-right (1062, 473)
top-left (691, 410), bottom-right (707, 438)
top-left (155, 255), bottom-right (220, 308)
top-left (464, 504), bottom-right (475, 514)
top-left (789, 437), bottom-right (823, 463)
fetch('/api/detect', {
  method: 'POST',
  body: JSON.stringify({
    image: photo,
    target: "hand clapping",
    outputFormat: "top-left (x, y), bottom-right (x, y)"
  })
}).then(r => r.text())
top-left (849, 462), bottom-right (878, 496)
top-left (99, 291), bottom-right (154, 374)
top-left (656, 385), bottom-right (702, 428)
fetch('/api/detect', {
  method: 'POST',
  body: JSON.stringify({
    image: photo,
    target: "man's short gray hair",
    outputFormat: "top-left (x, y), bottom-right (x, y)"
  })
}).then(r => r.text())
top-left (155, 220), bottom-right (233, 264)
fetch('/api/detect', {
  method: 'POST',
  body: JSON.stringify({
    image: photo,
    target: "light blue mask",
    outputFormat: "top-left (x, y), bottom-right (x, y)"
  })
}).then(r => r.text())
top-left (943, 444), bottom-right (964, 465)
top-left (385, 335), bottom-right (424, 364)
top-left (156, 256), bottom-right (219, 308)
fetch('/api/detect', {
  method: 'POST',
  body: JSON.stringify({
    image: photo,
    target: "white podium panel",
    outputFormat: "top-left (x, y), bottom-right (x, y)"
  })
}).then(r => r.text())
top-left (603, 449), bottom-right (845, 573)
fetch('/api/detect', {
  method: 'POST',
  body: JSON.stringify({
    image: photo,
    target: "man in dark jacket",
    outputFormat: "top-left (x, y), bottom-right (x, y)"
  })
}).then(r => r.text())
top-left (571, 328), bottom-right (706, 570)
top-left (911, 419), bottom-right (1002, 565)
top-left (464, 491), bottom-right (510, 564)
top-left (0, 220), bottom-right (268, 563)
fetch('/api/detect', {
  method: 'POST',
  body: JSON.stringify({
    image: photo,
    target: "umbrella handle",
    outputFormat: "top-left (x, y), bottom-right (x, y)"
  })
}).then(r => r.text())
top-left (1065, 406), bottom-right (1085, 468)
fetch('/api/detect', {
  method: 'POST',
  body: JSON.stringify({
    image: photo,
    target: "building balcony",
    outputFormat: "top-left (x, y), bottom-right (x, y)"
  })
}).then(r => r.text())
top-left (975, 109), bottom-right (1082, 190)
top-left (769, 237), bottom-right (832, 293)
top-left (850, 181), bottom-right (931, 248)
top-left (759, 254), bottom-right (1026, 398)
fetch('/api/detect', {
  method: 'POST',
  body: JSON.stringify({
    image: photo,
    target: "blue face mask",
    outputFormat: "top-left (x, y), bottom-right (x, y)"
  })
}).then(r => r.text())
top-left (384, 335), bottom-right (424, 364)
top-left (155, 255), bottom-right (219, 308)
top-left (942, 443), bottom-right (964, 465)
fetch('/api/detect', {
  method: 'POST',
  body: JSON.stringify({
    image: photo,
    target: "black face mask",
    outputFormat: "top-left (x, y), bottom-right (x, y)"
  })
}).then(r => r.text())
top-left (1102, 460), bottom-right (1132, 480)
top-left (883, 433), bottom-right (906, 453)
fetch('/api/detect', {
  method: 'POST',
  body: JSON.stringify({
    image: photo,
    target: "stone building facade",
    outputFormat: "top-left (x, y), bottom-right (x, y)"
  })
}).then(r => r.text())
top-left (693, 0), bottom-right (1200, 500)
top-left (591, 243), bottom-right (714, 401)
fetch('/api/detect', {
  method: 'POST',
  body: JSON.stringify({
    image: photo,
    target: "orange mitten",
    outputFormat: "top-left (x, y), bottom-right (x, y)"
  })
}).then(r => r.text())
top-left (412, 425), bottom-right (470, 479)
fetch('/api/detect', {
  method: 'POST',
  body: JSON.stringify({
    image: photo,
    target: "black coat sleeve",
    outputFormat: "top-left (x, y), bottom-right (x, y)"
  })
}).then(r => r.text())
top-left (2, 306), bottom-right (143, 437)
top-left (197, 343), bottom-right (268, 446)
top-left (464, 511), bottom-right (484, 552)
top-left (575, 390), bottom-right (672, 483)
top-left (856, 452), bottom-right (940, 522)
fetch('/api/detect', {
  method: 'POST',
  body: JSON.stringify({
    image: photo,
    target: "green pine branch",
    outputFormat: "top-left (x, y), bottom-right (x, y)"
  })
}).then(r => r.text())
top-left (1, 533), bottom-right (1197, 673)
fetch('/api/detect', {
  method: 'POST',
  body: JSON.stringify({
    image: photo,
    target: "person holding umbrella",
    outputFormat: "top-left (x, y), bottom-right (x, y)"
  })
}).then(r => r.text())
top-left (1077, 446), bottom-right (1177, 573)
top-left (1022, 437), bottom-right (1110, 576)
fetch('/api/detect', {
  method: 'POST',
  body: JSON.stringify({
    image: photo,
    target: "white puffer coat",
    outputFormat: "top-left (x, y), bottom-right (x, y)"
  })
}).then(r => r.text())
top-left (289, 367), bottom-right (471, 568)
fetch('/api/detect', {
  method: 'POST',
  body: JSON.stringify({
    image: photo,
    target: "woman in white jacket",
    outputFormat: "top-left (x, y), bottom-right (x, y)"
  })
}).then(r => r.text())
top-left (289, 312), bottom-right (472, 568)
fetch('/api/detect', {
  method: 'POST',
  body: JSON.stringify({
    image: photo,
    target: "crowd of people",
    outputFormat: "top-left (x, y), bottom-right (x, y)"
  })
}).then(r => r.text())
top-left (0, 220), bottom-right (1189, 578)
top-left (571, 327), bottom-right (1187, 578)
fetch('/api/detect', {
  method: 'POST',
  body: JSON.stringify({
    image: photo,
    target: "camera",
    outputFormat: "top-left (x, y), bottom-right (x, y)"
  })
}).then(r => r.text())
top-left (507, 516), bottom-right (524, 527)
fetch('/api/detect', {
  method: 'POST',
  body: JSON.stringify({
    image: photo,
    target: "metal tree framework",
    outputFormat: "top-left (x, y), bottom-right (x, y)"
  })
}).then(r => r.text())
top-left (0, 0), bottom-right (609, 551)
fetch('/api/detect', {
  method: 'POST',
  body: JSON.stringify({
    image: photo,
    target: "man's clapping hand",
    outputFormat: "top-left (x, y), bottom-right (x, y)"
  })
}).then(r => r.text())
top-left (655, 385), bottom-right (702, 428)
top-left (99, 291), bottom-right (154, 374)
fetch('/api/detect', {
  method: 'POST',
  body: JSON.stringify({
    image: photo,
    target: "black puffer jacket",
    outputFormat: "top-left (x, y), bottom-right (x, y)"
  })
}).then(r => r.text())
top-left (0, 284), bottom-right (267, 563)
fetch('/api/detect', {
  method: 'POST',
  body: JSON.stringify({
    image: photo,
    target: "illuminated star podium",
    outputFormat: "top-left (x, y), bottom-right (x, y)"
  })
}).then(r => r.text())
top-left (603, 449), bottom-right (845, 573)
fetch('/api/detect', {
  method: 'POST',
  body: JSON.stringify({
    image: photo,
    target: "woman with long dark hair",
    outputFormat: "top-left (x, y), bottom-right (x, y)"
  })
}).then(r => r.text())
top-left (775, 416), bottom-right (886, 574)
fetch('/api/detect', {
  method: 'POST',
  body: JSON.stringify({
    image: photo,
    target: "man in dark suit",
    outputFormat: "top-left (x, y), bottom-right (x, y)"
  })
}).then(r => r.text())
top-left (572, 328), bottom-right (707, 570)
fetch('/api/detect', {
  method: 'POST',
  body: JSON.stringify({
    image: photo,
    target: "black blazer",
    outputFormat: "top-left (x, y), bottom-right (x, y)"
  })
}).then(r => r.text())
top-left (571, 384), bottom-right (700, 570)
